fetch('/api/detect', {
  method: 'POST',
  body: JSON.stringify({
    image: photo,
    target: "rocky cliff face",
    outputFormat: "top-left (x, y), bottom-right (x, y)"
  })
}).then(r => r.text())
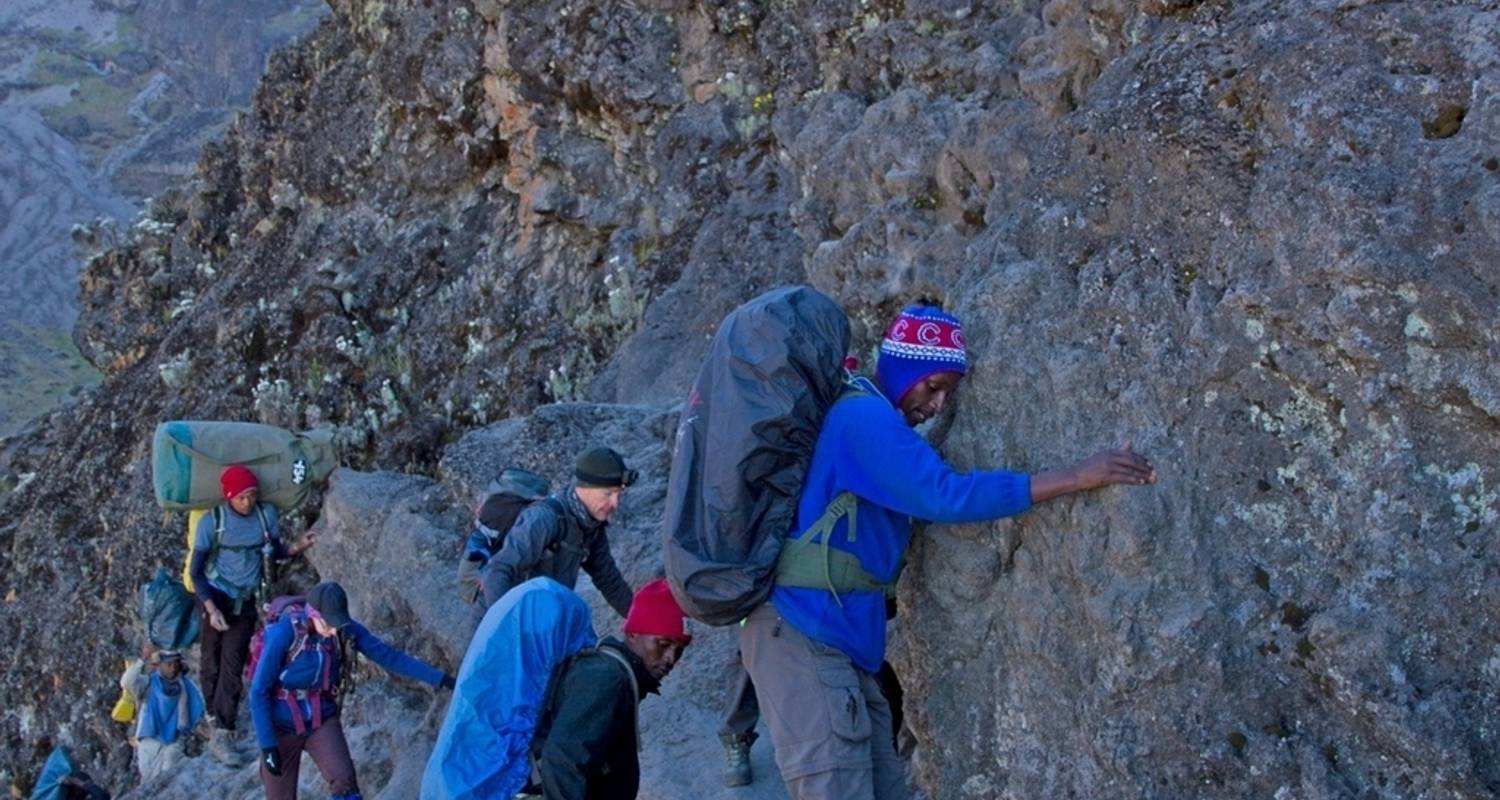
top-left (2, 0), bottom-right (1497, 797)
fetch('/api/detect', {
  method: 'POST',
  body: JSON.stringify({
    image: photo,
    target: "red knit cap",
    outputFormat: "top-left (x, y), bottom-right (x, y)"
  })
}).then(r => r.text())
top-left (220, 465), bottom-right (259, 501)
top-left (623, 579), bottom-right (692, 643)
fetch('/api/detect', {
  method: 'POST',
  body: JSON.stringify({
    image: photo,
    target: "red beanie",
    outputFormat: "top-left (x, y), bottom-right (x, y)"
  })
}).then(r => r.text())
top-left (220, 465), bottom-right (259, 501)
top-left (623, 579), bottom-right (691, 643)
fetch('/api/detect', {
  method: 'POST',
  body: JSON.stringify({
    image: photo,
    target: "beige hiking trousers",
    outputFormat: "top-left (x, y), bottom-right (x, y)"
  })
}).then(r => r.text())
top-left (740, 603), bottom-right (906, 800)
top-left (136, 738), bottom-right (185, 783)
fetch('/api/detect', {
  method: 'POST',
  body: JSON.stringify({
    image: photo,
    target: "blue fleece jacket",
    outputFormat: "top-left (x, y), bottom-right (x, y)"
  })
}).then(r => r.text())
top-left (250, 617), bottom-right (445, 749)
top-left (770, 377), bottom-right (1033, 673)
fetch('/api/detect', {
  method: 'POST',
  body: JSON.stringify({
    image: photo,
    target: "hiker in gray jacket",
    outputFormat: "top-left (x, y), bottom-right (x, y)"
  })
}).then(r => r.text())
top-left (479, 447), bottom-right (637, 618)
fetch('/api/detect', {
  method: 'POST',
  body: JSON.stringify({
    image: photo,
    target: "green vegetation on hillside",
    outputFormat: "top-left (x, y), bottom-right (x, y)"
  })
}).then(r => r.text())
top-left (0, 324), bottom-right (101, 438)
top-left (30, 18), bottom-right (153, 161)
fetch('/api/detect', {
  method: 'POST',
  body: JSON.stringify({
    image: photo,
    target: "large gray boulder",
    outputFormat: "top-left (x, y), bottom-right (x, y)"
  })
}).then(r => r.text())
top-left (799, 3), bottom-right (1500, 799)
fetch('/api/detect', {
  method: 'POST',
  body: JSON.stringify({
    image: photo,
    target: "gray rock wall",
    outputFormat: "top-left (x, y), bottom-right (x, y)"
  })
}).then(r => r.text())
top-left (872, 3), bottom-right (1500, 798)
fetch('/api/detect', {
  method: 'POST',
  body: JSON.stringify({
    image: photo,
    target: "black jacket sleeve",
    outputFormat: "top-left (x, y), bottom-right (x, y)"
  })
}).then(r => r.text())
top-left (538, 656), bottom-right (634, 800)
top-left (188, 548), bottom-right (215, 605)
top-left (582, 531), bottom-right (634, 619)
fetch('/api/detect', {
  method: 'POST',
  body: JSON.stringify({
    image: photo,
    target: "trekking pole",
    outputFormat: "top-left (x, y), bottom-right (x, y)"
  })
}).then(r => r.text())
top-left (260, 541), bottom-right (277, 613)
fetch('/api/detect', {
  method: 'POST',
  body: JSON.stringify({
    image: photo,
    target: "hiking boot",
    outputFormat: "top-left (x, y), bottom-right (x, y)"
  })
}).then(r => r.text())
top-left (720, 733), bottom-right (753, 787)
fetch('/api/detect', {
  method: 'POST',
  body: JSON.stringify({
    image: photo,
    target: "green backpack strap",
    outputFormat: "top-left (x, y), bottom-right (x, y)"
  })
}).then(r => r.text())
top-left (774, 491), bottom-right (904, 606)
top-left (772, 377), bottom-right (901, 605)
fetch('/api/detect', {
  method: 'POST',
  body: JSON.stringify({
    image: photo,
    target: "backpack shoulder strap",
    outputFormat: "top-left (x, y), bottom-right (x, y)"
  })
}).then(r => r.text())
top-left (211, 506), bottom-right (225, 548)
top-left (208, 505), bottom-right (269, 554)
top-left (838, 376), bottom-right (876, 403)
top-left (284, 609), bottom-right (311, 663)
top-left (597, 647), bottom-right (641, 752)
top-left (538, 496), bottom-right (570, 549)
top-left (254, 503), bottom-right (272, 544)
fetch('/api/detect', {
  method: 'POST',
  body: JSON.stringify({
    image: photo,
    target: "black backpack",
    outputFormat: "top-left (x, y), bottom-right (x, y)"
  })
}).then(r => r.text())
top-left (457, 468), bottom-right (558, 604)
top-left (662, 286), bottom-right (852, 625)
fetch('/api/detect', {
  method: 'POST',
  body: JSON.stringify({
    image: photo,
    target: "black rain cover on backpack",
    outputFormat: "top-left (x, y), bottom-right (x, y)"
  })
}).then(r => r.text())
top-left (663, 285), bottom-right (851, 625)
top-left (142, 566), bottom-right (200, 650)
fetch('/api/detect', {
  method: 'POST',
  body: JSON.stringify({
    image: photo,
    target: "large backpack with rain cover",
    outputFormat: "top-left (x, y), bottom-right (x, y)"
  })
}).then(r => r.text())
top-left (455, 468), bottom-right (559, 605)
top-left (420, 577), bottom-right (597, 800)
top-left (662, 285), bottom-right (853, 625)
top-left (141, 566), bottom-right (199, 651)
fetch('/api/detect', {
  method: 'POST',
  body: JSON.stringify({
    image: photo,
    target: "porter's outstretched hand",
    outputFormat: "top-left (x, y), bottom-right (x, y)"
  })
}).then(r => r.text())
top-left (1031, 443), bottom-right (1158, 503)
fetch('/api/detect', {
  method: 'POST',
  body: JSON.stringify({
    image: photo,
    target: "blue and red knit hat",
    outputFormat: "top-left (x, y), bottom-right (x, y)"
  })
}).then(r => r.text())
top-left (874, 305), bottom-right (968, 405)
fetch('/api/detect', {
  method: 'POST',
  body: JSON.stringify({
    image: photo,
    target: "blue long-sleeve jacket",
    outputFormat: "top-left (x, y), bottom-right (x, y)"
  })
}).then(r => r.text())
top-left (250, 616), bottom-right (445, 749)
top-left (770, 378), bottom-right (1033, 673)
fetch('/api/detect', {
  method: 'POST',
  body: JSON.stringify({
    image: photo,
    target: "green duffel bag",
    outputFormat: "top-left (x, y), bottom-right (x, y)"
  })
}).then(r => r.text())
top-left (152, 421), bottom-right (338, 511)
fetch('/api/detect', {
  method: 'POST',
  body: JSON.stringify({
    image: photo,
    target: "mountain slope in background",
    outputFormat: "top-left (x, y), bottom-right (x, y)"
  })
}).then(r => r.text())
top-left (0, 0), bottom-right (325, 436)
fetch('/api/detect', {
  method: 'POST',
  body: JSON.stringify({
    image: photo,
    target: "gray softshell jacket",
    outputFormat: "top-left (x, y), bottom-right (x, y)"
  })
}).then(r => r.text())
top-left (478, 487), bottom-right (634, 618)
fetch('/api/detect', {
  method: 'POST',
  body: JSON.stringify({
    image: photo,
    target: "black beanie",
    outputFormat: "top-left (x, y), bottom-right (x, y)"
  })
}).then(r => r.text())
top-left (307, 581), bottom-right (354, 630)
top-left (575, 447), bottom-right (637, 488)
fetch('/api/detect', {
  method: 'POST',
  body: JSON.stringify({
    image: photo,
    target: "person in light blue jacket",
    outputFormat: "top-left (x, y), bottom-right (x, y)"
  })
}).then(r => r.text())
top-left (249, 582), bottom-right (453, 800)
top-left (742, 304), bottom-right (1159, 800)
top-left (121, 649), bottom-right (204, 783)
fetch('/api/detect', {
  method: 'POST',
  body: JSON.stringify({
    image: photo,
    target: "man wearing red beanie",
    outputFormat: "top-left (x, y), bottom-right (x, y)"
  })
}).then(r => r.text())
top-left (189, 464), bottom-right (315, 764)
top-left (530, 579), bottom-right (690, 799)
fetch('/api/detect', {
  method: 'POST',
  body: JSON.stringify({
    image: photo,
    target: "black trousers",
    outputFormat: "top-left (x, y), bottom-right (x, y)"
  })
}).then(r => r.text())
top-left (199, 597), bottom-right (258, 726)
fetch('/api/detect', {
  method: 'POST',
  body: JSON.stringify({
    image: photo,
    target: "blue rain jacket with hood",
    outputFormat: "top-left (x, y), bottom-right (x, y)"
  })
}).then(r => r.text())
top-left (420, 577), bottom-right (597, 800)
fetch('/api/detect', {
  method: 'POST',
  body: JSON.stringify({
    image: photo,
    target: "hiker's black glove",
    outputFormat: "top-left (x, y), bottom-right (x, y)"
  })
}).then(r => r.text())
top-left (440, 674), bottom-right (456, 691)
top-left (262, 747), bottom-right (284, 777)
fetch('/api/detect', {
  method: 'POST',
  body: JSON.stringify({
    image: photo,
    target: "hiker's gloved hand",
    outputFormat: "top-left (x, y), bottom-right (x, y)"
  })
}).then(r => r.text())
top-left (440, 674), bottom-right (456, 691)
top-left (261, 747), bottom-right (284, 777)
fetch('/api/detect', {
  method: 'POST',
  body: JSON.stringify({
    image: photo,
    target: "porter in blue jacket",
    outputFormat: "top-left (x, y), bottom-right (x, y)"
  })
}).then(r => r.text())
top-left (743, 305), bottom-right (1158, 800)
